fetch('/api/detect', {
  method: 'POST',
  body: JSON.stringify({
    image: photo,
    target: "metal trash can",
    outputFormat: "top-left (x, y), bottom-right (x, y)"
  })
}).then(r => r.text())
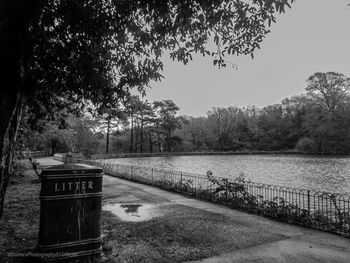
top-left (38, 164), bottom-right (103, 262)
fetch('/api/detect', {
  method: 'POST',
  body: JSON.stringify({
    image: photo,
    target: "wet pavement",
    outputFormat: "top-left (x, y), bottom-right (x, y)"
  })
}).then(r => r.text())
top-left (103, 203), bottom-right (161, 222)
top-left (34, 156), bottom-right (63, 170)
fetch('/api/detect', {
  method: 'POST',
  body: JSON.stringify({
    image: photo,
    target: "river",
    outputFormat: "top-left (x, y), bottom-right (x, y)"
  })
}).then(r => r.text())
top-left (103, 154), bottom-right (350, 195)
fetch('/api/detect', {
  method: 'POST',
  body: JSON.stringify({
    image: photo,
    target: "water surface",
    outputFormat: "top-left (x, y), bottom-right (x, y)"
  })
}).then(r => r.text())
top-left (103, 203), bottom-right (159, 222)
top-left (104, 154), bottom-right (350, 194)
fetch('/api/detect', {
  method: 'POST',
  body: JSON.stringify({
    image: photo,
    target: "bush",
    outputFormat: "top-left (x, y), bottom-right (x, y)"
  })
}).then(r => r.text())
top-left (296, 137), bottom-right (315, 153)
top-left (11, 156), bottom-right (26, 177)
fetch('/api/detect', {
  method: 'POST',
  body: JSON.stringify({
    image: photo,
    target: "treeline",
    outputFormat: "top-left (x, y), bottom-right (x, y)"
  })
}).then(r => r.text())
top-left (20, 97), bottom-right (184, 156)
top-left (181, 72), bottom-right (350, 154)
top-left (22, 72), bottom-right (350, 155)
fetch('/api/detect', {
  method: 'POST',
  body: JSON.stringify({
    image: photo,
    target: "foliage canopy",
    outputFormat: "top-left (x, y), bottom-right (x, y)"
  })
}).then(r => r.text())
top-left (26, 0), bottom-right (294, 112)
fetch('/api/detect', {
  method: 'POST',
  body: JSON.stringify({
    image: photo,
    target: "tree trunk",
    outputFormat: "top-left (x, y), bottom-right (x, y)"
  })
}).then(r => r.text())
top-left (51, 140), bottom-right (57, 156)
top-left (0, 91), bottom-right (24, 218)
top-left (0, 1), bottom-right (24, 217)
top-left (140, 120), bottom-right (143, 153)
top-left (0, 0), bottom-right (44, 218)
top-left (130, 114), bottom-right (134, 153)
top-left (167, 130), bottom-right (172, 152)
top-left (134, 128), bottom-right (139, 153)
top-left (166, 133), bottom-right (170, 152)
top-left (157, 133), bottom-right (162, 153)
top-left (106, 117), bottom-right (110, 154)
top-left (149, 133), bottom-right (153, 153)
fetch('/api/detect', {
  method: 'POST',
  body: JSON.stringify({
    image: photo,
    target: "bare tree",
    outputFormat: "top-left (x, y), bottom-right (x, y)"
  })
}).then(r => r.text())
top-left (306, 72), bottom-right (350, 115)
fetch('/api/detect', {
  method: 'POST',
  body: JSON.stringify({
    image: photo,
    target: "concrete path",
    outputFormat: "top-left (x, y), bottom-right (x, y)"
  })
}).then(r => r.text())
top-left (34, 156), bottom-right (63, 169)
top-left (103, 175), bottom-right (350, 263)
top-left (35, 157), bottom-right (350, 262)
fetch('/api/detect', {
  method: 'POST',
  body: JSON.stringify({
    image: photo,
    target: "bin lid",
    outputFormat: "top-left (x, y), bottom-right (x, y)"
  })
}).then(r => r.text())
top-left (41, 163), bottom-right (102, 175)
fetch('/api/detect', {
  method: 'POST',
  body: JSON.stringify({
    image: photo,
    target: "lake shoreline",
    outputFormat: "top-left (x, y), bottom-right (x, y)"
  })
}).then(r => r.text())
top-left (93, 153), bottom-right (350, 194)
top-left (90, 150), bottom-right (302, 159)
top-left (88, 150), bottom-right (350, 160)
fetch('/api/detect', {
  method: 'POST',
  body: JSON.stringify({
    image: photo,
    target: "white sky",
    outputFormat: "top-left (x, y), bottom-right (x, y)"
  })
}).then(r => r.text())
top-left (143, 0), bottom-right (350, 117)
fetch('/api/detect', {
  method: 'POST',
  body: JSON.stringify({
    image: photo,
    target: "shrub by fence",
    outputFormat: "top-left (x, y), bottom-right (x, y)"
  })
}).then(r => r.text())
top-left (68, 158), bottom-right (350, 238)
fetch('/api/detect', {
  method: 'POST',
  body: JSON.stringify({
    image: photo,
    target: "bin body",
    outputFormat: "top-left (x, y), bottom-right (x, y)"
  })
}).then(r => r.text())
top-left (38, 164), bottom-right (103, 261)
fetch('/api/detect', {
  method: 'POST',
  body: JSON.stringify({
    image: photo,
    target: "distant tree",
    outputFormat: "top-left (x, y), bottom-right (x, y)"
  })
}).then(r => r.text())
top-left (178, 116), bottom-right (208, 151)
top-left (301, 102), bottom-right (350, 154)
top-left (153, 100), bottom-right (184, 152)
top-left (237, 106), bottom-right (264, 149)
top-left (99, 108), bottom-right (127, 154)
top-left (123, 98), bottom-right (157, 153)
top-left (281, 95), bottom-right (309, 138)
top-left (257, 104), bottom-right (293, 150)
top-left (135, 101), bottom-right (156, 153)
top-left (300, 72), bottom-right (350, 154)
top-left (306, 72), bottom-right (350, 115)
top-left (21, 100), bottom-right (78, 155)
top-left (74, 118), bottom-right (100, 156)
top-left (207, 107), bottom-right (241, 151)
top-left (41, 122), bottom-right (76, 155)
top-left (124, 96), bottom-right (143, 153)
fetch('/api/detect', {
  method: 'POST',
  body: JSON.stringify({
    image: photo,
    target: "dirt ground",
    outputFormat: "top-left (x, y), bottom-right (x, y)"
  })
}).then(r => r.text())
top-left (0, 163), bottom-right (41, 262)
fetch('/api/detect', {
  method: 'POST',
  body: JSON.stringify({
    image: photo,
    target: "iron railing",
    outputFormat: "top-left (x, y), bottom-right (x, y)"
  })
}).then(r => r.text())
top-left (68, 158), bottom-right (350, 238)
top-left (23, 151), bottom-right (48, 158)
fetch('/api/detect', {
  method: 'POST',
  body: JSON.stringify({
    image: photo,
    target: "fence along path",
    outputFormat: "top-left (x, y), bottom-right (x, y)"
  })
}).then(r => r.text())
top-left (67, 158), bottom-right (350, 238)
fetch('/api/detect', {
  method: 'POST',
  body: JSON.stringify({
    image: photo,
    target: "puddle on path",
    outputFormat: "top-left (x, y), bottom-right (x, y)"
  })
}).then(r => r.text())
top-left (103, 203), bottom-right (160, 222)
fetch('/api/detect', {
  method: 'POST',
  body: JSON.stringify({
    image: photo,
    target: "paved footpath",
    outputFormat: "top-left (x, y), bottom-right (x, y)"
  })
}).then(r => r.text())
top-left (34, 156), bottom-right (63, 169)
top-left (36, 157), bottom-right (350, 262)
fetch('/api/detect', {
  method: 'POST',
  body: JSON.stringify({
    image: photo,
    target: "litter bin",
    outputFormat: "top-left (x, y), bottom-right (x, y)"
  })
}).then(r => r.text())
top-left (38, 164), bottom-right (103, 262)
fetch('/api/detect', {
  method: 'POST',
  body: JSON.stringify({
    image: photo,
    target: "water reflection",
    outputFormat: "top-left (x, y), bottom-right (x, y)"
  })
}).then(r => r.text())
top-left (120, 204), bottom-right (142, 214)
top-left (103, 203), bottom-right (158, 222)
top-left (105, 154), bottom-right (350, 194)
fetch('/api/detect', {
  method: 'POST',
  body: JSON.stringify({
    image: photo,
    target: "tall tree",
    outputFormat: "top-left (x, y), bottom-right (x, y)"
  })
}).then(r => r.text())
top-left (153, 100), bottom-right (184, 152)
top-left (301, 72), bottom-right (350, 153)
top-left (99, 108), bottom-right (126, 154)
top-left (125, 96), bottom-right (142, 153)
top-left (135, 101), bottom-right (156, 153)
top-left (306, 72), bottom-right (350, 116)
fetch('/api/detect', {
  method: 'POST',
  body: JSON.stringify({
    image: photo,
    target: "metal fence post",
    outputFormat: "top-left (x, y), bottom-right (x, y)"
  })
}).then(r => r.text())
top-left (307, 190), bottom-right (310, 217)
top-left (194, 177), bottom-right (197, 198)
top-left (131, 166), bottom-right (133, 180)
top-left (180, 172), bottom-right (183, 193)
top-left (151, 168), bottom-right (154, 185)
top-left (226, 179), bottom-right (229, 205)
top-left (116, 164), bottom-right (118, 176)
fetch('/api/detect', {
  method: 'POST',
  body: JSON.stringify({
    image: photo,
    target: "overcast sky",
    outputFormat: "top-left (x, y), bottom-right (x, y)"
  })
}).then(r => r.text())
top-left (143, 0), bottom-right (350, 117)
